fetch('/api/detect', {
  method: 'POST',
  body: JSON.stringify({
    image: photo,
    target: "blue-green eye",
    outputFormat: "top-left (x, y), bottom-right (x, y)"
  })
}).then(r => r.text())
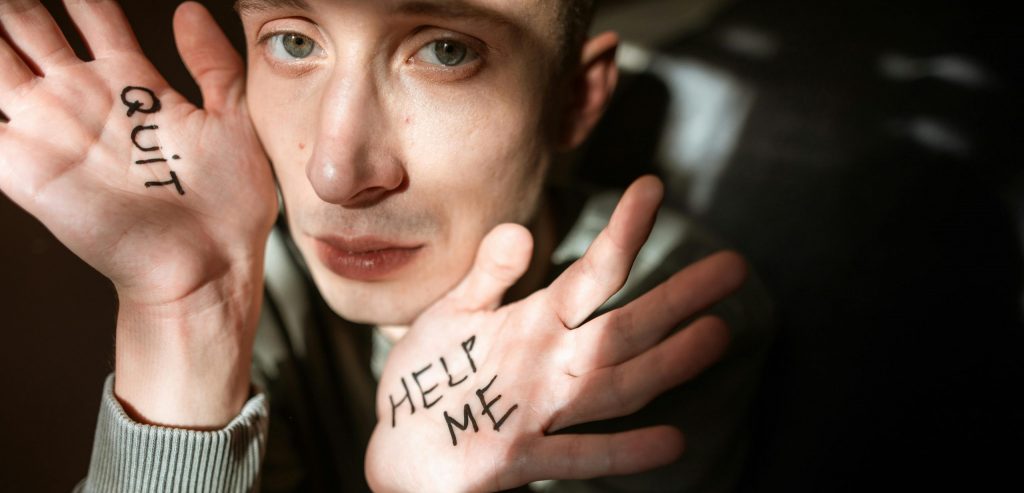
top-left (417, 40), bottom-right (479, 67)
top-left (268, 33), bottom-right (320, 60)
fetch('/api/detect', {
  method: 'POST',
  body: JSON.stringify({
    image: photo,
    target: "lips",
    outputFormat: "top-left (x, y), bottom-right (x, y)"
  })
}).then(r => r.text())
top-left (313, 236), bottom-right (424, 282)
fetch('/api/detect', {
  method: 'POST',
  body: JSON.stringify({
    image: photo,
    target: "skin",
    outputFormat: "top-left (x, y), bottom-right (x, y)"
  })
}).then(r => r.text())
top-left (0, 0), bottom-right (277, 427)
top-left (0, 0), bottom-right (749, 490)
top-left (365, 182), bottom-right (745, 491)
top-left (239, 0), bottom-right (568, 326)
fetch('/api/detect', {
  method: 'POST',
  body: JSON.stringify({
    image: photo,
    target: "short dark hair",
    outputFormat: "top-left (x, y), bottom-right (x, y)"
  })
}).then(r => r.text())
top-left (560, 0), bottom-right (596, 67)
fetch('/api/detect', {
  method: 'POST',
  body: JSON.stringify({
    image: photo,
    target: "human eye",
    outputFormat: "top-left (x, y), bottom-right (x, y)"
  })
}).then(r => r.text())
top-left (265, 32), bottom-right (323, 62)
top-left (415, 39), bottom-right (480, 67)
top-left (406, 32), bottom-right (487, 83)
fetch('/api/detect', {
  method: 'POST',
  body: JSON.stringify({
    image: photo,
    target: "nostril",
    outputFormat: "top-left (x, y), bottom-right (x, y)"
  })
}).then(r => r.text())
top-left (346, 187), bottom-right (390, 208)
top-left (343, 175), bottom-right (409, 209)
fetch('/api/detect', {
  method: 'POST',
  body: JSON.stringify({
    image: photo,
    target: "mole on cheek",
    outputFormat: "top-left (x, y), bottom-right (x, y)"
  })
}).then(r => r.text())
top-left (405, 116), bottom-right (412, 125)
top-left (298, 142), bottom-right (306, 150)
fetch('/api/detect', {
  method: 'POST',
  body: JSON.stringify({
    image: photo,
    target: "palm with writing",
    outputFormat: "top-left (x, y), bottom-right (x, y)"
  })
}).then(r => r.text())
top-left (0, 1), bottom-right (275, 426)
top-left (367, 177), bottom-right (748, 492)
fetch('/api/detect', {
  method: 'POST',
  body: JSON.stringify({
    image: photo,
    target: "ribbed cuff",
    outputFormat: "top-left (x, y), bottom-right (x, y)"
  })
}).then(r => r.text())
top-left (80, 374), bottom-right (269, 493)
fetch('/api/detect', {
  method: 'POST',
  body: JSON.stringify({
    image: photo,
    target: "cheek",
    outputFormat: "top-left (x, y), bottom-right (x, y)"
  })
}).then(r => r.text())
top-left (248, 67), bottom-right (321, 194)
top-left (398, 83), bottom-right (547, 223)
top-left (391, 81), bottom-right (549, 297)
top-left (250, 89), bottom-right (317, 153)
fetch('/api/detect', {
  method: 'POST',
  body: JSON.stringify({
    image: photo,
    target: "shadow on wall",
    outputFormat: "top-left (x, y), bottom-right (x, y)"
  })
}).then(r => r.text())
top-left (581, 0), bottom-right (1023, 490)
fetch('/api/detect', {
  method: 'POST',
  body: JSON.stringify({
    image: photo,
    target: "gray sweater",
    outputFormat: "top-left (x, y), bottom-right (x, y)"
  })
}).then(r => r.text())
top-left (77, 189), bottom-right (774, 492)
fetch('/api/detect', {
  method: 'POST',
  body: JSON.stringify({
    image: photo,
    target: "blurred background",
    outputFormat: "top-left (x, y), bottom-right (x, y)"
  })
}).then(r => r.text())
top-left (1, 0), bottom-right (1021, 491)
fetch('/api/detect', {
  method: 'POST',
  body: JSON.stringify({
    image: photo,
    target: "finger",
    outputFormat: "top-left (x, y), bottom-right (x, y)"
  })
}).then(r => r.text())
top-left (63, 0), bottom-right (142, 58)
top-left (0, 34), bottom-right (35, 105)
top-left (173, 1), bottom-right (244, 111)
top-left (0, 0), bottom-right (77, 72)
top-left (443, 223), bottom-right (534, 312)
top-left (569, 251), bottom-right (748, 374)
top-left (550, 316), bottom-right (730, 431)
top-left (511, 426), bottom-right (683, 486)
top-left (546, 175), bottom-right (663, 328)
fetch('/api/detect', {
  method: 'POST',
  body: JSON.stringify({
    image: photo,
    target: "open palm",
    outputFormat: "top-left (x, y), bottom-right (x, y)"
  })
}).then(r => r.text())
top-left (367, 177), bottom-right (748, 492)
top-left (0, 1), bottom-right (276, 306)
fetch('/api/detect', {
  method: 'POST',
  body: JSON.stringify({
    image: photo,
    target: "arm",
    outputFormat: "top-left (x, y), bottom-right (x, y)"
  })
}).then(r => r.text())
top-left (0, 0), bottom-right (276, 487)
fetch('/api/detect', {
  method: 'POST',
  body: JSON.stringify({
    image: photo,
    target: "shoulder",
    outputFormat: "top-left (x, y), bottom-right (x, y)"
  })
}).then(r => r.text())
top-left (552, 187), bottom-right (773, 342)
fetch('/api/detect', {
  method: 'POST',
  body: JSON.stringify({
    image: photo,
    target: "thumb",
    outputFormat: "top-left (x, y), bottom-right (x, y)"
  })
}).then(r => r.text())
top-left (445, 223), bottom-right (534, 312)
top-left (173, 2), bottom-right (244, 111)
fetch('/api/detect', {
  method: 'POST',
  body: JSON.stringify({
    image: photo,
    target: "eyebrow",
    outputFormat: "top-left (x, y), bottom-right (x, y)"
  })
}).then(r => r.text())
top-left (234, 0), bottom-right (312, 14)
top-left (236, 0), bottom-right (524, 35)
top-left (390, 1), bottom-right (525, 35)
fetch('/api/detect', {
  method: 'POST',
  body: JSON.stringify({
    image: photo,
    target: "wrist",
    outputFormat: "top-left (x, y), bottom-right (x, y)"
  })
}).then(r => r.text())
top-left (113, 264), bottom-right (264, 429)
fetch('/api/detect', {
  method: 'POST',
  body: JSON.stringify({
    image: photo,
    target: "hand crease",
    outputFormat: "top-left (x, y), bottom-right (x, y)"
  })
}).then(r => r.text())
top-left (613, 309), bottom-right (638, 361)
top-left (609, 365), bottom-right (632, 413)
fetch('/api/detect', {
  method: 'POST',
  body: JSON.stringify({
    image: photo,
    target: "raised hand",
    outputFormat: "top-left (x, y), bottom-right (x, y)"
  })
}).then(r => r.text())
top-left (0, 1), bottom-right (276, 427)
top-left (366, 176), bottom-right (748, 492)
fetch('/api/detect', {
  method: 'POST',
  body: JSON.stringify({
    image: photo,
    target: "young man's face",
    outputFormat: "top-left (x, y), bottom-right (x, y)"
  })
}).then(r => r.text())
top-left (239, 0), bottom-right (569, 325)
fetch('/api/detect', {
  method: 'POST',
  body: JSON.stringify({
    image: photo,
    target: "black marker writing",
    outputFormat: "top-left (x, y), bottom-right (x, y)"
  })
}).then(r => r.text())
top-left (131, 125), bottom-right (161, 152)
top-left (444, 404), bottom-right (479, 447)
top-left (389, 377), bottom-right (415, 428)
top-left (461, 335), bottom-right (477, 373)
top-left (388, 334), bottom-right (519, 446)
top-left (121, 85), bottom-right (185, 196)
top-left (145, 171), bottom-right (185, 196)
top-left (391, 334), bottom-right (477, 424)
top-left (413, 363), bottom-right (443, 410)
top-left (440, 356), bottom-right (467, 387)
top-left (120, 86), bottom-right (162, 117)
top-left (476, 374), bottom-right (517, 432)
top-left (439, 374), bottom-right (517, 447)
top-left (136, 155), bottom-right (180, 165)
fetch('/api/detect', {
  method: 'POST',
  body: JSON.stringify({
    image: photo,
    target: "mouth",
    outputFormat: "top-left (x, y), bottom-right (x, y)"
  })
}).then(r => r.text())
top-left (313, 236), bottom-right (424, 282)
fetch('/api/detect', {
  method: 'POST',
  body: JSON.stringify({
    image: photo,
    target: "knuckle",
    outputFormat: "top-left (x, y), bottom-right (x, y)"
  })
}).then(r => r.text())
top-left (487, 255), bottom-right (519, 283)
top-left (578, 254), bottom-right (611, 292)
top-left (611, 309), bottom-right (638, 354)
top-left (603, 434), bottom-right (616, 474)
top-left (715, 249), bottom-right (750, 285)
top-left (1, 1), bottom-right (38, 15)
top-left (568, 438), bottom-right (586, 476)
top-left (609, 366), bottom-right (634, 412)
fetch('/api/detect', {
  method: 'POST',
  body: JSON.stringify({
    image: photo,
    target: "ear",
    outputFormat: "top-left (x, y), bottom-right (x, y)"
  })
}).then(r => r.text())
top-left (558, 31), bottom-right (620, 150)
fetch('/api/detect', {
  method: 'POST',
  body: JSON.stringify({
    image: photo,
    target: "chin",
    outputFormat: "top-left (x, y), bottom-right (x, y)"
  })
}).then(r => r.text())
top-left (312, 272), bottom-right (448, 326)
top-left (324, 295), bottom-right (420, 326)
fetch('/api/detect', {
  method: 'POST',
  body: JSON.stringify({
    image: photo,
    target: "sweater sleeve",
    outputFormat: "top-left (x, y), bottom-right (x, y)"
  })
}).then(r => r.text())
top-left (76, 374), bottom-right (270, 493)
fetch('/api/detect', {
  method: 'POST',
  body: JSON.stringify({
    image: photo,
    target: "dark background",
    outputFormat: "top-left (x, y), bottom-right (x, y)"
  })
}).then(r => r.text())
top-left (1, 0), bottom-right (1021, 491)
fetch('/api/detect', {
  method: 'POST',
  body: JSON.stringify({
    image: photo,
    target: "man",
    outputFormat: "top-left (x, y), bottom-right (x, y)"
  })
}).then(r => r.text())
top-left (0, 0), bottom-right (771, 491)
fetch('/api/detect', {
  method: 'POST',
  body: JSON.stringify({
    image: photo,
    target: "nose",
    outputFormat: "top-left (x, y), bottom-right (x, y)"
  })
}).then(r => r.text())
top-left (306, 72), bottom-right (406, 208)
